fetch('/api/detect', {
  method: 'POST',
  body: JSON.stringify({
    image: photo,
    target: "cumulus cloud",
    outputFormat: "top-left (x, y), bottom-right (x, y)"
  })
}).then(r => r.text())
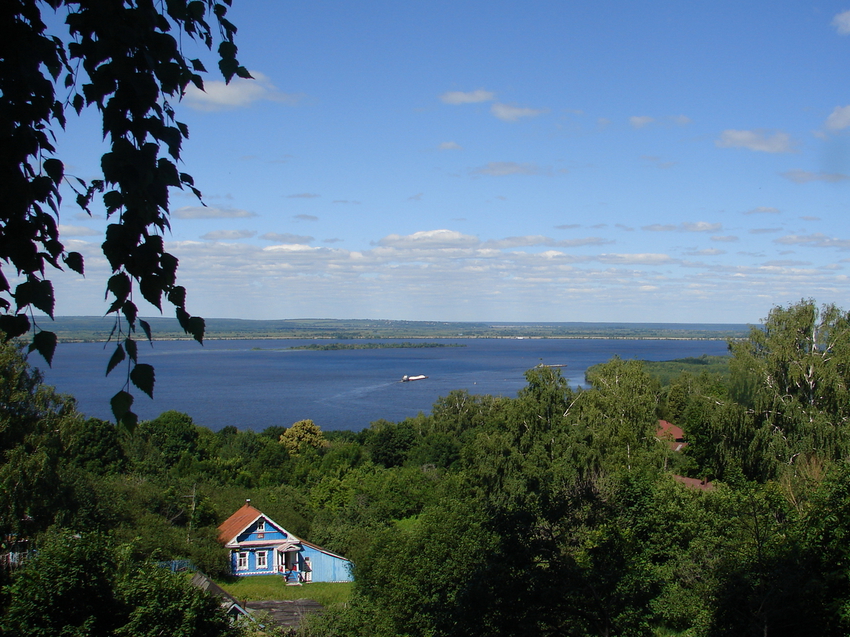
top-left (775, 233), bottom-right (850, 249)
top-left (629, 116), bottom-right (655, 129)
top-left (781, 169), bottom-right (850, 183)
top-left (716, 129), bottom-right (796, 153)
top-left (471, 162), bottom-right (543, 176)
top-left (596, 253), bottom-right (675, 265)
top-left (685, 248), bottom-right (726, 256)
top-left (294, 214), bottom-right (319, 222)
top-left (287, 193), bottom-right (320, 199)
top-left (749, 228), bottom-right (783, 235)
top-left (184, 71), bottom-right (302, 111)
top-left (259, 232), bottom-right (314, 244)
top-left (555, 224), bottom-right (581, 230)
top-left (482, 236), bottom-right (613, 249)
top-left (491, 103), bottom-right (548, 122)
top-left (743, 206), bottom-right (780, 215)
top-left (201, 229), bottom-right (256, 241)
top-left (825, 105), bottom-right (850, 131)
top-left (174, 206), bottom-right (256, 219)
top-left (832, 10), bottom-right (850, 34)
top-left (642, 222), bottom-right (721, 232)
top-left (375, 229), bottom-right (479, 249)
top-left (439, 89), bottom-right (495, 104)
top-left (762, 260), bottom-right (812, 267)
top-left (711, 235), bottom-right (740, 242)
top-left (58, 225), bottom-right (100, 237)
top-left (106, 224), bottom-right (850, 324)
top-left (439, 141), bottom-right (463, 150)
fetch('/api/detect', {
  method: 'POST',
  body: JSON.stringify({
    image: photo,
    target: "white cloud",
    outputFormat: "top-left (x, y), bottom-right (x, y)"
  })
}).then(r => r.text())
top-left (174, 206), bottom-right (256, 219)
top-left (491, 103), bottom-right (548, 122)
top-left (260, 232), bottom-right (314, 244)
top-left (832, 10), bottom-right (850, 34)
top-left (184, 72), bottom-right (302, 112)
top-left (201, 229), bottom-right (256, 240)
top-left (642, 222), bottom-right (722, 232)
top-left (482, 236), bottom-right (613, 249)
top-left (294, 214), bottom-right (319, 222)
top-left (749, 228), bottom-right (783, 235)
top-left (471, 162), bottom-right (543, 176)
top-left (596, 253), bottom-right (675, 265)
top-left (762, 260), bottom-right (811, 267)
top-left (781, 169), bottom-right (850, 183)
top-left (711, 235), bottom-right (740, 242)
top-left (58, 225), bottom-right (100, 237)
top-left (439, 141), bottom-right (463, 150)
top-left (671, 115), bottom-right (692, 126)
top-left (630, 116), bottom-right (655, 129)
top-left (439, 89), bottom-right (495, 104)
top-left (685, 248), bottom-right (725, 256)
top-left (775, 233), bottom-right (850, 249)
top-left (825, 105), bottom-right (850, 130)
top-left (262, 243), bottom-right (322, 254)
top-left (743, 206), bottom-right (780, 215)
top-left (376, 229), bottom-right (479, 249)
top-left (716, 129), bottom-right (796, 153)
top-left (682, 222), bottom-right (722, 232)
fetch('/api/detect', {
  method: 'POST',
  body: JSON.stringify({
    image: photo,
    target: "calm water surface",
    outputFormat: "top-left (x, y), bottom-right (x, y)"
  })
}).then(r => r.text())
top-left (39, 339), bottom-right (730, 431)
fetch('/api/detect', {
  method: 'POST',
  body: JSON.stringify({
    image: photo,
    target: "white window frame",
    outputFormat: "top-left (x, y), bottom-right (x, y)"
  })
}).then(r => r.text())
top-left (236, 551), bottom-right (248, 571)
top-left (256, 550), bottom-right (268, 569)
top-left (257, 519), bottom-right (266, 532)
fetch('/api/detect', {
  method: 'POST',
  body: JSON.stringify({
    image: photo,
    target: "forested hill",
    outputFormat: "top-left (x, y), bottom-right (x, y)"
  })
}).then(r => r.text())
top-left (44, 315), bottom-right (749, 342)
top-left (4, 300), bottom-right (850, 636)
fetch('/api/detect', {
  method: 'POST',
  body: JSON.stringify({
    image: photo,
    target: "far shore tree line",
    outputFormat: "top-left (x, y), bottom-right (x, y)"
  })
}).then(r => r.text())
top-left (2, 299), bottom-right (850, 636)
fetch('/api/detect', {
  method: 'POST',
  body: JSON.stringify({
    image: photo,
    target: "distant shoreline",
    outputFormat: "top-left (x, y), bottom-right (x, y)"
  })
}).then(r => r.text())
top-left (55, 334), bottom-right (740, 344)
top-left (38, 316), bottom-right (752, 344)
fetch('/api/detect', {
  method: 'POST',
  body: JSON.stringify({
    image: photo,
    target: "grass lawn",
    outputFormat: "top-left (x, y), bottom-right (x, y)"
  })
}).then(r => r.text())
top-left (215, 575), bottom-right (353, 607)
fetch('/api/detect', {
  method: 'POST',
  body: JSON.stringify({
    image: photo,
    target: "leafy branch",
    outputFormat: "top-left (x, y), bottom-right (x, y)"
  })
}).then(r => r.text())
top-left (1, 0), bottom-right (249, 429)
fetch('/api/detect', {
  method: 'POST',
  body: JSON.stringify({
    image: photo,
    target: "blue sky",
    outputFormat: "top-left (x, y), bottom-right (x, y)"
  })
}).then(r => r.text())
top-left (51, 1), bottom-right (850, 323)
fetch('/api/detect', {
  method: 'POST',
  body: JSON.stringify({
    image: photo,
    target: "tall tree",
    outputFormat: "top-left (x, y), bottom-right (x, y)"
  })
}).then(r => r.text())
top-left (1, 0), bottom-right (248, 427)
top-left (728, 300), bottom-right (850, 479)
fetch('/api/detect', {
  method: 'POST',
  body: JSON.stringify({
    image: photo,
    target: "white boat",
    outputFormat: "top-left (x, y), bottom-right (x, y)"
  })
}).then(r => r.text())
top-left (401, 374), bottom-right (428, 382)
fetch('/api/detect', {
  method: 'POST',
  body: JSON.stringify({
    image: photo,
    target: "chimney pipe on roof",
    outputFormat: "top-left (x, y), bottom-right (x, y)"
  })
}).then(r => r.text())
top-left (246, 499), bottom-right (251, 504)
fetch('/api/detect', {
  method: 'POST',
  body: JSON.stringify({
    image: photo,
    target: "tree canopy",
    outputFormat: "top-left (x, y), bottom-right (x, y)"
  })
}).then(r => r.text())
top-left (1, 0), bottom-right (249, 427)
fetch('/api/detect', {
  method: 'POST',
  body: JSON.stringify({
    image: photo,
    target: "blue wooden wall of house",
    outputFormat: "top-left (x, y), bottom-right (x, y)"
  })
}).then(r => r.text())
top-left (300, 542), bottom-right (352, 582)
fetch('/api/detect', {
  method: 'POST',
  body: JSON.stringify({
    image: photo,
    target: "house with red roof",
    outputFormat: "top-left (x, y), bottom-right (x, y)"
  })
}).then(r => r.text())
top-left (218, 500), bottom-right (352, 582)
top-left (656, 420), bottom-right (687, 452)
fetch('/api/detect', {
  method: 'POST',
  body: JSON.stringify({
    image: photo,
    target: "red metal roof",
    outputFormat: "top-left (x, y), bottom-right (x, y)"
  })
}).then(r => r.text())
top-left (217, 502), bottom-right (263, 544)
top-left (657, 420), bottom-right (685, 440)
top-left (673, 475), bottom-right (715, 491)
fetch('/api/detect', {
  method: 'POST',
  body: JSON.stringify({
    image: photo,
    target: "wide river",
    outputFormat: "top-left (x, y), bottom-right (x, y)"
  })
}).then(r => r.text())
top-left (39, 338), bottom-right (731, 432)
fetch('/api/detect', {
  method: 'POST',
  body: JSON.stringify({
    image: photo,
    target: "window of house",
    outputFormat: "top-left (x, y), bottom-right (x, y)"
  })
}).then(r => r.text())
top-left (236, 552), bottom-right (248, 570)
top-left (257, 550), bottom-right (267, 569)
top-left (257, 519), bottom-right (265, 532)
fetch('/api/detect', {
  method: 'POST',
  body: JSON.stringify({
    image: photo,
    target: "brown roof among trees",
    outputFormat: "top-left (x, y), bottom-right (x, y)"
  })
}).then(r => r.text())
top-left (217, 502), bottom-right (263, 544)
